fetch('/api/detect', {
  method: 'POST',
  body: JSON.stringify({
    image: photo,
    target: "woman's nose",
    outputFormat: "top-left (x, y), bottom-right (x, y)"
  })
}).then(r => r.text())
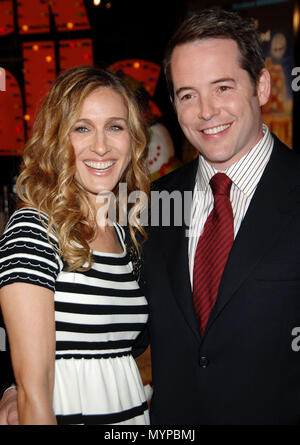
top-left (91, 131), bottom-right (110, 156)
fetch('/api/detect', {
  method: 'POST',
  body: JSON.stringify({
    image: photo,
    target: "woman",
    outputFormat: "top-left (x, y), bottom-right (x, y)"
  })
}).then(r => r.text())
top-left (0, 66), bottom-right (150, 425)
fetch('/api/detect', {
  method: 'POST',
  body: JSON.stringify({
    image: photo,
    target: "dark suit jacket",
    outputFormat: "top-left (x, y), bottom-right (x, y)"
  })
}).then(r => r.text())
top-left (140, 135), bottom-right (300, 424)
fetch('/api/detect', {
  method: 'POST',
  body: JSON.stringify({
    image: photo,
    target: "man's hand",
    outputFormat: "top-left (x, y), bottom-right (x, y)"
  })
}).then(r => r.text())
top-left (0, 387), bottom-right (19, 425)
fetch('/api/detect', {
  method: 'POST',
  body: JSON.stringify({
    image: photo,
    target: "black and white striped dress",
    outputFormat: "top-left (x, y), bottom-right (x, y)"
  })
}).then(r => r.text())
top-left (0, 207), bottom-right (149, 425)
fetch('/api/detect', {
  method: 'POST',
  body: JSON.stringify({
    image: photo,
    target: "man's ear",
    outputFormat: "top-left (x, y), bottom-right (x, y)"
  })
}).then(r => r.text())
top-left (170, 95), bottom-right (177, 113)
top-left (257, 68), bottom-right (271, 107)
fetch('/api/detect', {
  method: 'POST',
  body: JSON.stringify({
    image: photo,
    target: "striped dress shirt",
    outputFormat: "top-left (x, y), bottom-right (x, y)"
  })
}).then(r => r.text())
top-left (188, 124), bottom-right (274, 288)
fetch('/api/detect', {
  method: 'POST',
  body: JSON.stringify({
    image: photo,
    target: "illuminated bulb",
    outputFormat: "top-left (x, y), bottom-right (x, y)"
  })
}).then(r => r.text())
top-left (33, 44), bottom-right (39, 51)
top-left (133, 62), bottom-right (140, 69)
top-left (67, 22), bottom-right (74, 29)
top-left (22, 25), bottom-right (29, 32)
top-left (24, 114), bottom-right (30, 121)
top-left (106, 2), bottom-right (112, 8)
top-left (45, 56), bottom-right (52, 62)
top-left (294, 3), bottom-right (300, 35)
top-left (94, 0), bottom-right (101, 5)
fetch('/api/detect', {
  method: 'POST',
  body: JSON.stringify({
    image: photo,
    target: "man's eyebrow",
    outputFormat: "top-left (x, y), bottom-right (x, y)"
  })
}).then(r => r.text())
top-left (175, 87), bottom-right (194, 97)
top-left (211, 77), bottom-right (236, 84)
top-left (175, 78), bottom-right (236, 97)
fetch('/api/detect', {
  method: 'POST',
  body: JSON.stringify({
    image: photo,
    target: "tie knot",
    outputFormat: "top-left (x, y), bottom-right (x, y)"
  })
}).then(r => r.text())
top-left (210, 173), bottom-right (232, 197)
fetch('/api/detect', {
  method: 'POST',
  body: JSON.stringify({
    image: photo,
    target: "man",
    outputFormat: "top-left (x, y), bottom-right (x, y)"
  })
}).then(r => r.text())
top-left (1, 8), bottom-right (300, 424)
top-left (140, 8), bottom-right (300, 424)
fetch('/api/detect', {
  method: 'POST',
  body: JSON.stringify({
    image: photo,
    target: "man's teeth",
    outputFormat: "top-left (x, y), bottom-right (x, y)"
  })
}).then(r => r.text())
top-left (84, 160), bottom-right (114, 170)
top-left (203, 124), bottom-right (230, 135)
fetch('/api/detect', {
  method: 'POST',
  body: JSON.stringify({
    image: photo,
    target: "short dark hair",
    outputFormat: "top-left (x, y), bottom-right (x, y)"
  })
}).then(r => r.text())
top-left (163, 8), bottom-right (265, 101)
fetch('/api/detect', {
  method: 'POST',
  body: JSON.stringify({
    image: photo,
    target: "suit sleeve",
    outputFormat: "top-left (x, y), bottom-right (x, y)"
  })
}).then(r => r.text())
top-left (0, 310), bottom-right (14, 398)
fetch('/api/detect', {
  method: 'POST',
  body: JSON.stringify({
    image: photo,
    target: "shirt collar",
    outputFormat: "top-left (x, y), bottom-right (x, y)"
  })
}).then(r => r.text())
top-left (196, 124), bottom-right (273, 196)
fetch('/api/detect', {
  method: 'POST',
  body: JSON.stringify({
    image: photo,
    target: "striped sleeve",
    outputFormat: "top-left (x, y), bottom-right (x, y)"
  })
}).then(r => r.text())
top-left (0, 208), bottom-right (63, 292)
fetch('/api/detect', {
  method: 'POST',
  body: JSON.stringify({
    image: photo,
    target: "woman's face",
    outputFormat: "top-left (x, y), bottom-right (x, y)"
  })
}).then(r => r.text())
top-left (69, 86), bottom-right (131, 206)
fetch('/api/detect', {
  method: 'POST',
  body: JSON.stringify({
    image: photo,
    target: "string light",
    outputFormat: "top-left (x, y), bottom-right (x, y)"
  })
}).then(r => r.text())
top-left (45, 56), bottom-right (52, 63)
top-left (93, 0), bottom-right (101, 5)
top-left (24, 114), bottom-right (30, 121)
top-left (293, 2), bottom-right (300, 35)
top-left (22, 25), bottom-right (29, 32)
top-left (67, 22), bottom-right (74, 29)
top-left (33, 44), bottom-right (39, 51)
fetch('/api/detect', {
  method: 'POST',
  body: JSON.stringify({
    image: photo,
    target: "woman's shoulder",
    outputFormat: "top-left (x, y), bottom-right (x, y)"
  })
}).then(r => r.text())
top-left (6, 206), bottom-right (49, 227)
top-left (0, 207), bottom-right (62, 291)
top-left (2, 206), bottom-right (58, 247)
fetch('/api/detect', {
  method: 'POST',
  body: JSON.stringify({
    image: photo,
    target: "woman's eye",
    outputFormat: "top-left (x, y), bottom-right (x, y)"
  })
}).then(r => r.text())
top-left (74, 126), bottom-right (89, 133)
top-left (109, 125), bottom-right (124, 131)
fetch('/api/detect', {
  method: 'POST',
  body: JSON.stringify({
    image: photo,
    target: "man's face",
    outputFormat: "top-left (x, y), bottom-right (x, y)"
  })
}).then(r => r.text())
top-left (170, 38), bottom-right (270, 170)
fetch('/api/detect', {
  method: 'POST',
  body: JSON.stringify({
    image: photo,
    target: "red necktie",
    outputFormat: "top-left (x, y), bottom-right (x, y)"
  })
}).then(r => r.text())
top-left (193, 173), bottom-right (234, 335)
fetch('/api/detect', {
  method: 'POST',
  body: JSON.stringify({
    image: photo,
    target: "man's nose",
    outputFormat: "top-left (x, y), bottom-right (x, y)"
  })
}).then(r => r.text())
top-left (197, 95), bottom-right (219, 121)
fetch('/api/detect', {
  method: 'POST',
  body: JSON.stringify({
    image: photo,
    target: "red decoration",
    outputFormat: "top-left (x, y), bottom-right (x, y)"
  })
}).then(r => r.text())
top-left (107, 60), bottom-right (161, 96)
top-left (17, 0), bottom-right (49, 34)
top-left (0, 0), bottom-right (14, 36)
top-left (107, 59), bottom-right (162, 117)
top-left (59, 39), bottom-right (94, 71)
top-left (18, 0), bottom-right (90, 35)
top-left (0, 70), bottom-right (25, 156)
top-left (51, 0), bottom-right (90, 32)
top-left (0, 1), bottom-right (92, 154)
top-left (22, 41), bottom-right (56, 135)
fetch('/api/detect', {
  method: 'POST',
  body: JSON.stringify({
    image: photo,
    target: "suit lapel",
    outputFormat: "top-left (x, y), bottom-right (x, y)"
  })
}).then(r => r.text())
top-left (153, 139), bottom-right (300, 341)
top-left (205, 138), bottom-right (300, 333)
top-left (160, 158), bottom-right (201, 341)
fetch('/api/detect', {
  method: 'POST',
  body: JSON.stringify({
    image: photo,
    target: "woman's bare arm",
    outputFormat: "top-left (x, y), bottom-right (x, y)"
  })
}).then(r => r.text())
top-left (0, 282), bottom-right (56, 425)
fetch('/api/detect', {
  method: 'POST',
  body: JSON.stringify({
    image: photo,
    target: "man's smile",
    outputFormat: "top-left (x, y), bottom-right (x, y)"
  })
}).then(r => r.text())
top-left (201, 123), bottom-right (232, 135)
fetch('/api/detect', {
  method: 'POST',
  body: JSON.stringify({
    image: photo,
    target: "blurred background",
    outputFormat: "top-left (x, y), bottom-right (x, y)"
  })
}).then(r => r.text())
top-left (1, 0), bottom-right (300, 386)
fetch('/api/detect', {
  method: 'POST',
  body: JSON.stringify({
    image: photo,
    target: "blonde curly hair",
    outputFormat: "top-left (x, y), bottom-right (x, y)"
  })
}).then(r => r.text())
top-left (17, 65), bottom-right (150, 271)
